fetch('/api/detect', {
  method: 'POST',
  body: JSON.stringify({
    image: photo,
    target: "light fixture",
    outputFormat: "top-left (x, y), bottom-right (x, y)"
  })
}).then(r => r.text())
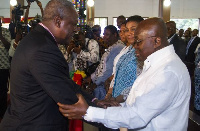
top-left (10, 0), bottom-right (17, 6)
top-left (164, 0), bottom-right (171, 7)
top-left (87, 0), bottom-right (94, 7)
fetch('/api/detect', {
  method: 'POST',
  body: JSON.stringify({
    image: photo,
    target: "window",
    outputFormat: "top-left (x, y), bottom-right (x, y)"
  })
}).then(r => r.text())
top-left (171, 19), bottom-right (199, 31)
top-left (94, 17), bottom-right (108, 36)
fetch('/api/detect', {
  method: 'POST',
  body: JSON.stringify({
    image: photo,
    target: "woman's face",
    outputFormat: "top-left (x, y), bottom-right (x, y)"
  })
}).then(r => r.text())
top-left (119, 24), bottom-right (127, 43)
top-left (125, 21), bottom-right (139, 46)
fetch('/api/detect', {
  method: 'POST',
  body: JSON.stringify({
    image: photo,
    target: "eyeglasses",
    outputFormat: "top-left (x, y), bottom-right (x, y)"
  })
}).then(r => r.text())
top-left (134, 36), bottom-right (157, 46)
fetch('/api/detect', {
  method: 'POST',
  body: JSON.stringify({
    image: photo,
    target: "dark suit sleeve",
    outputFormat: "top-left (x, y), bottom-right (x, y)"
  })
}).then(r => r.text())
top-left (74, 84), bottom-right (97, 106)
top-left (29, 43), bottom-right (79, 104)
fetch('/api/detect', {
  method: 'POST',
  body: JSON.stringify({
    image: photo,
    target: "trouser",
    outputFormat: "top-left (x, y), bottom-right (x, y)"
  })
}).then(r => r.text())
top-left (0, 69), bottom-right (9, 118)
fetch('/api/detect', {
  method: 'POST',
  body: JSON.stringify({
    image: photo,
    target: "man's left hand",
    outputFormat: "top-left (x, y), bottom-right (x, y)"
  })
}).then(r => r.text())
top-left (57, 94), bottom-right (89, 119)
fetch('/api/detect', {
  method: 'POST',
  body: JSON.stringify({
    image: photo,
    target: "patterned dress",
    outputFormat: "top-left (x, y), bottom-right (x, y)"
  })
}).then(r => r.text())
top-left (112, 46), bottom-right (138, 99)
top-left (194, 47), bottom-right (200, 110)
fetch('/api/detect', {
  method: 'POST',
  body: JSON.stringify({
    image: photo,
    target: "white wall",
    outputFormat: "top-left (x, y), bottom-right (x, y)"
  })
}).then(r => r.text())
top-left (94, 0), bottom-right (200, 25)
top-left (0, 0), bottom-right (11, 17)
top-left (171, 0), bottom-right (200, 19)
top-left (0, 0), bottom-right (71, 18)
top-left (94, 0), bottom-right (159, 25)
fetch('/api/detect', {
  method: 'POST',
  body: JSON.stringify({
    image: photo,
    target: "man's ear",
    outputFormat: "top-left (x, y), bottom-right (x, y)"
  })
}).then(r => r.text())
top-left (53, 16), bottom-right (62, 28)
top-left (154, 37), bottom-right (161, 48)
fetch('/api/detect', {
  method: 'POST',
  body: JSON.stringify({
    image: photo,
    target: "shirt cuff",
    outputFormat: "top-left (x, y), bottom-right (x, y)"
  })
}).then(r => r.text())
top-left (84, 106), bottom-right (105, 122)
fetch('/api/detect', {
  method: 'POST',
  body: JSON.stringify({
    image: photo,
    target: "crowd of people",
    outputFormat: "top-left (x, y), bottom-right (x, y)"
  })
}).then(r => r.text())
top-left (0, 0), bottom-right (200, 130)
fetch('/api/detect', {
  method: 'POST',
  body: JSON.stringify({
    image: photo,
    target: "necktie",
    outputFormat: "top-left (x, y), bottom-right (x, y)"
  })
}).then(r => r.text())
top-left (186, 37), bottom-right (194, 55)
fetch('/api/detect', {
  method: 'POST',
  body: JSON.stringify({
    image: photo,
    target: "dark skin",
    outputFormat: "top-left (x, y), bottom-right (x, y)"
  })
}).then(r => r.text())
top-left (13, 30), bottom-right (22, 49)
top-left (57, 18), bottom-right (169, 120)
top-left (82, 28), bottom-right (118, 85)
top-left (166, 21), bottom-right (176, 39)
top-left (57, 94), bottom-right (120, 119)
top-left (72, 33), bottom-right (85, 54)
top-left (42, 8), bottom-right (78, 44)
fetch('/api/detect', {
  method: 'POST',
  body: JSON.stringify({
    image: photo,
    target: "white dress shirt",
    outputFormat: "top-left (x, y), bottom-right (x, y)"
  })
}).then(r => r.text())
top-left (84, 45), bottom-right (191, 131)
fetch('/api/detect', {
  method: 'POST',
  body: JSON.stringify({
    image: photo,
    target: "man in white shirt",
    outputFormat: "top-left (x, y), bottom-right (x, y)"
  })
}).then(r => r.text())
top-left (58, 18), bottom-right (191, 131)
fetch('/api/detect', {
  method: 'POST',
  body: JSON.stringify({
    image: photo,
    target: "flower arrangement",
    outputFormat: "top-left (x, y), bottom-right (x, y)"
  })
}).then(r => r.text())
top-left (71, 70), bottom-right (87, 86)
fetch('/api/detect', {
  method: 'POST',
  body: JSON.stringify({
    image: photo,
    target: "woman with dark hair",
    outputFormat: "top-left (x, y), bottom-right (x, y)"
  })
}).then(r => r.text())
top-left (105, 15), bottom-right (144, 104)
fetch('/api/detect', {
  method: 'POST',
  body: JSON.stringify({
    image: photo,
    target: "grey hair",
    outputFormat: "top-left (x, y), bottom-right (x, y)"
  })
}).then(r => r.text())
top-left (43, 0), bottom-right (75, 21)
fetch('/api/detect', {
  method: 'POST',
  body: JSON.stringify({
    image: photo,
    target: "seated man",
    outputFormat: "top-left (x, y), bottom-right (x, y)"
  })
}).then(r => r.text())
top-left (58, 18), bottom-right (191, 130)
top-left (83, 25), bottom-right (124, 100)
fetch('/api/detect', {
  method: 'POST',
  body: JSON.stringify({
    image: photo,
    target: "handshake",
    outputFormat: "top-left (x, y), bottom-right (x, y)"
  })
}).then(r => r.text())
top-left (57, 94), bottom-right (121, 119)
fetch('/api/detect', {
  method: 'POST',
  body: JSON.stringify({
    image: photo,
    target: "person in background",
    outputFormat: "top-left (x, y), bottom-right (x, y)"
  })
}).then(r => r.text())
top-left (105, 16), bottom-right (144, 104)
top-left (185, 29), bottom-right (200, 79)
top-left (0, 0), bottom-right (96, 130)
top-left (185, 29), bottom-right (200, 63)
top-left (183, 30), bottom-right (191, 44)
top-left (9, 0), bottom-right (44, 59)
top-left (116, 15), bottom-right (126, 29)
top-left (103, 22), bottom-right (127, 100)
top-left (92, 25), bottom-right (107, 59)
top-left (194, 45), bottom-right (200, 115)
top-left (83, 25), bottom-right (125, 100)
top-left (0, 18), bottom-right (11, 123)
top-left (166, 21), bottom-right (186, 61)
top-left (92, 25), bottom-right (101, 39)
top-left (118, 22), bottom-right (127, 44)
top-left (58, 17), bottom-right (191, 131)
top-left (178, 29), bottom-right (184, 39)
top-left (27, 0), bottom-right (43, 31)
top-left (72, 31), bottom-right (99, 73)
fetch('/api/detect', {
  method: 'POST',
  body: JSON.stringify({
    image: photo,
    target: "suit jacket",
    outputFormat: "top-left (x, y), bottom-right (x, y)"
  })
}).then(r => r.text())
top-left (170, 34), bottom-right (186, 61)
top-left (185, 36), bottom-right (200, 63)
top-left (0, 24), bottom-right (94, 131)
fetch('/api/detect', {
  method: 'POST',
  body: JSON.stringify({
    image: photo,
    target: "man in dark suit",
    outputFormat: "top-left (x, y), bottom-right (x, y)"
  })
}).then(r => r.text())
top-left (185, 29), bottom-right (200, 63)
top-left (185, 29), bottom-right (200, 77)
top-left (166, 21), bottom-right (186, 61)
top-left (0, 0), bottom-right (95, 130)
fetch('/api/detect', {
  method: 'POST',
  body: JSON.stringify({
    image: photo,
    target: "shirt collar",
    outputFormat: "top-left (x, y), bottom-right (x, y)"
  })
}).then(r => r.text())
top-left (39, 23), bottom-right (57, 44)
top-left (168, 34), bottom-right (176, 43)
top-left (142, 45), bottom-right (175, 72)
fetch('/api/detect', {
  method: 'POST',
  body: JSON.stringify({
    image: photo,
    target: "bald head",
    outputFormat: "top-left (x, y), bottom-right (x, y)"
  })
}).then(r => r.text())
top-left (134, 17), bottom-right (169, 62)
top-left (135, 17), bottom-right (168, 47)
top-left (43, 0), bottom-right (76, 21)
top-left (41, 0), bottom-right (78, 44)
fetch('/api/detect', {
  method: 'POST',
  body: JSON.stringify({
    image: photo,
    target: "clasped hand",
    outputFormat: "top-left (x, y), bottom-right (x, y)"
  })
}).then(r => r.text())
top-left (57, 94), bottom-right (121, 119)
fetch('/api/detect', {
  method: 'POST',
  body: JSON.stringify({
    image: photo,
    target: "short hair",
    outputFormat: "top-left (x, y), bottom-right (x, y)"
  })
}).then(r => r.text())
top-left (92, 25), bottom-right (101, 32)
top-left (43, 0), bottom-right (75, 21)
top-left (126, 15), bottom-right (144, 24)
top-left (166, 21), bottom-right (176, 29)
top-left (117, 15), bottom-right (126, 21)
top-left (105, 25), bottom-right (119, 37)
